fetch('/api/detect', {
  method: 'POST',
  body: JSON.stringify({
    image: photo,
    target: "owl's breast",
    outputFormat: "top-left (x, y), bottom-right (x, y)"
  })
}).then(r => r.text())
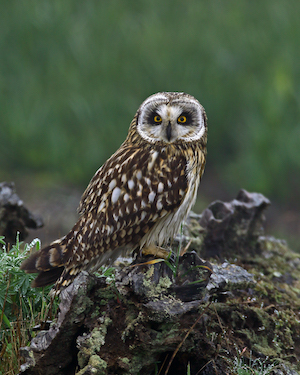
top-left (139, 146), bottom-right (205, 248)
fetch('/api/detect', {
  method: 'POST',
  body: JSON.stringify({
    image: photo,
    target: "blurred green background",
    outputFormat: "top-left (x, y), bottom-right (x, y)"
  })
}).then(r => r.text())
top-left (1, 1), bottom-right (300, 246)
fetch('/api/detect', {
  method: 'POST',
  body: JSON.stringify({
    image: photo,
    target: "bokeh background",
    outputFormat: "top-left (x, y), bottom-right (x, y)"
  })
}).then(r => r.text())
top-left (1, 1), bottom-right (300, 249)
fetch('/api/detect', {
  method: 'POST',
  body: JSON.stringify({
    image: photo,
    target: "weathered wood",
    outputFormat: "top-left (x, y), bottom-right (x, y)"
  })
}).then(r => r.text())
top-left (19, 191), bottom-right (300, 375)
top-left (0, 182), bottom-right (43, 243)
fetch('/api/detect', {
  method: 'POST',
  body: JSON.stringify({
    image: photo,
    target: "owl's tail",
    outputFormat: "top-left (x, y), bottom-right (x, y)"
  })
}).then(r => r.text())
top-left (21, 238), bottom-right (67, 288)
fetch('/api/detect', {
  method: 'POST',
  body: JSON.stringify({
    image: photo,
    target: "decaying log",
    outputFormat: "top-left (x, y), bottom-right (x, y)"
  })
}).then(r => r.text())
top-left (0, 182), bottom-right (43, 243)
top-left (20, 256), bottom-right (255, 375)
top-left (178, 189), bottom-right (271, 260)
top-left (19, 190), bottom-right (300, 375)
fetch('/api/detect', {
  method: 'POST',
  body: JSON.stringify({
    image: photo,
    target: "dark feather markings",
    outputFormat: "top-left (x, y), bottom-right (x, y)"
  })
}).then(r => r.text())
top-left (21, 146), bottom-right (190, 289)
top-left (20, 92), bottom-right (207, 291)
top-left (20, 251), bottom-right (41, 273)
top-left (21, 242), bottom-right (65, 272)
top-left (31, 267), bottom-right (64, 288)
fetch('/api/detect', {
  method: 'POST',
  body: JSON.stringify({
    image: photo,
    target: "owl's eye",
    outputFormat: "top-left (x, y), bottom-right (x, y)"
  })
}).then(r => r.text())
top-left (177, 113), bottom-right (192, 125)
top-left (177, 115), bottom-right (187, 124)
top-left (153, 115), bottom-right (162, 124)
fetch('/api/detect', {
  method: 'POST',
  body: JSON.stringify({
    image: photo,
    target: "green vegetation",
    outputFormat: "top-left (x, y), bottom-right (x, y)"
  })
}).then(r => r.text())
top-left (1, 1), bottom-right (299, 205)
top-left (0, 233), bottom-right (117, 374)
top-left (0, 235), bottom-right (57, 374)
top-left (229, 348), bottom-right (277, 375)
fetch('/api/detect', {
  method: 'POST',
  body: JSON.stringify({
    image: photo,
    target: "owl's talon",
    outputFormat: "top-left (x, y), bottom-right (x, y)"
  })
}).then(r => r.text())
top-left (142, 245), bottom-right (171, 260)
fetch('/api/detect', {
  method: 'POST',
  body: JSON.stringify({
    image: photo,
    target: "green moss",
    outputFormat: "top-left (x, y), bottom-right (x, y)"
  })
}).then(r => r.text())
top-left (122, 311), bottom-right (145, 341)
top-left (120, 357), bottom-right (130, 365)
top-left (142, 266), bottom-right (172, 298)
top-left (96, 285), bottom-right (118, 304)
top-left (252, 343), bottom-right (279, 358)
top-left (89, 355), bottom-right (107, 371)
top-left (76, 355), bottom-right (107, 375)
top-left (90, 306), bottom-right (100, 319)
top-left (77, 316), bottom-right (112, 369)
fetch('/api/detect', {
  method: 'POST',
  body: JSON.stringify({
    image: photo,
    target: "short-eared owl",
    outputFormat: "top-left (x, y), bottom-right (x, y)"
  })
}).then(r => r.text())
top-left (21, 92), bottom-right (207, 291)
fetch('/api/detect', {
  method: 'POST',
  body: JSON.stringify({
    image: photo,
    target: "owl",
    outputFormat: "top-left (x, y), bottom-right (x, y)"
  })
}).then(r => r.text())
top-left (21, 92), bottom-right (207, 292)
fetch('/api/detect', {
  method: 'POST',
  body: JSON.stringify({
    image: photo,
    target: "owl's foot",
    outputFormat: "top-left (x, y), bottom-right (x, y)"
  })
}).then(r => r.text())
top-left (142, 245), bottom-right (171, 259)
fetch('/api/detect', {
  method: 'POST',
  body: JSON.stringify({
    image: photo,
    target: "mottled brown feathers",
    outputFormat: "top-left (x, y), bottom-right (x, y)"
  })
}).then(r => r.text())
top-left (21, 92), bottom-right (207, 292)
top-left (31, 267), bottom-right (64, 288)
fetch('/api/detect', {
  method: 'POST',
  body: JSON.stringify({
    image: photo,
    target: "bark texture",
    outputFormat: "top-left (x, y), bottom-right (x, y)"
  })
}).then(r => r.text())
top-left (0, 182), bottom-right (43, 244)
top-left (19, 190), bottom-right (300, 375)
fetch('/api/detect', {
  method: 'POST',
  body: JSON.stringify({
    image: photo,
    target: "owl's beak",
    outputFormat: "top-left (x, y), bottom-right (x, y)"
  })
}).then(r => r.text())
top-left (166, 122), bottom-right (172, 141)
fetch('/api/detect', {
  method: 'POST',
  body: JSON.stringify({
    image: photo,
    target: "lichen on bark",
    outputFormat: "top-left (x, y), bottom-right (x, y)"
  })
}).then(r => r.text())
top-left (20, 190), bottom-right (300, 375)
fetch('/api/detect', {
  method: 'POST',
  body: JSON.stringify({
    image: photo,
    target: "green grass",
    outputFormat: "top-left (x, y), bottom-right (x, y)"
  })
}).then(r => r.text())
top-left (0, 235), bottom-right (58, 374)
top-left (228, 346), bottom-right (278, 375)
top-left (231, 355), bottom-right (277, 375)
top-left (0, 234), bottom-right (117, 375)
top-left (1, 1), bottom-right (300, 205)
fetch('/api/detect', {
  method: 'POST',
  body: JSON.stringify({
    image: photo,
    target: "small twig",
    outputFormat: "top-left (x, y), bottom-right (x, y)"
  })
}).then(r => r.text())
top-left (213, 304), bottom-right (231, 353)
top-left (157, 354), bottom-right (169, 375)
top-left (129, 258), bottom-right (165, 268)
top-left (41, 294), bottom-right (55, 330)
top-left (40, 281), bottom-right (60, 330)
top-left (180, 239), bottom-right (192, 256)
top-left (0, 273), bottom-right (11, 330)
top-left (16, 307), bottom-right (24, 369)
top-left (213, 303), bottom-right (225, 332)
top-left (164, 301), bottom-right (212, 375)
top-left (195, 358), bottom-right (214, 375)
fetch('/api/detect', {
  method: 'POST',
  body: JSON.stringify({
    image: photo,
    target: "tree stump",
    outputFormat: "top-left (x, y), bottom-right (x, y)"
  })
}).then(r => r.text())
top-left (19, 191), bottom-right (300, 375)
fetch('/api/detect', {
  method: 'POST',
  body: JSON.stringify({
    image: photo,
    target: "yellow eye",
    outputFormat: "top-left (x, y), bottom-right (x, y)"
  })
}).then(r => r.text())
top-left (177, 115), bottom-right (187, 124)
top-left (153, 115), bottom-right (162, 123)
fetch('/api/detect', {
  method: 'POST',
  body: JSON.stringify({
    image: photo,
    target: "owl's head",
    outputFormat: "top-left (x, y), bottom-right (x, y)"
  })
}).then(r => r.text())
top-left (133, 92), bottom-right (207, 144)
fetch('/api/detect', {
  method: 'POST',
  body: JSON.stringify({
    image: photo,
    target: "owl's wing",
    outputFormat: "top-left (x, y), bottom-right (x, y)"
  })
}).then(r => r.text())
top-left (21, 145), bottom-right (189, 289)
top-left (65, 144), bottom-right (188, 264)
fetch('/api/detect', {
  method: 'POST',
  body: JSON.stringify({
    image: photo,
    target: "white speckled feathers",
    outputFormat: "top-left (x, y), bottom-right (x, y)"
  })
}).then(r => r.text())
top-left (21, 92), bottom-right (207, 291)
top-left (74, 144), bottom-right (188, 259)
